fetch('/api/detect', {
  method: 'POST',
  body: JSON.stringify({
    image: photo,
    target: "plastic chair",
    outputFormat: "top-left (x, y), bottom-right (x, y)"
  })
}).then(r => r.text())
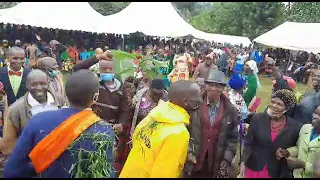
top-left (80, 51), bottom-right (96, 61)
top-left (80, 52), bottom-right (91, 60)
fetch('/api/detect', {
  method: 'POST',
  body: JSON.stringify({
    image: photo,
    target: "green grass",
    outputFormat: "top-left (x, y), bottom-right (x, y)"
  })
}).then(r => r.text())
top-left (62, 73), bottom-right (308, 113)
top-left (255, 75), bottom-right (308, 112)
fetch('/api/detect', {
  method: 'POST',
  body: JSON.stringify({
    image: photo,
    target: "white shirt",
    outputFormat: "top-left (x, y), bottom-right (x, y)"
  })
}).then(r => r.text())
top-left (28, 92), bottom-right (58, 116)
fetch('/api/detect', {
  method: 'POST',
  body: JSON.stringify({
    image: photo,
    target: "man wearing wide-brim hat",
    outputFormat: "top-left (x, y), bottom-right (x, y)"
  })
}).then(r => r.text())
top-left (185, 70), bottom-right (238, 178)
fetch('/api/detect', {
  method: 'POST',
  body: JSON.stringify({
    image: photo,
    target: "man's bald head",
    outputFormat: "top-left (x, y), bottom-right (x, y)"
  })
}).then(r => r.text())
top-left (38, 57), bottom-right (58, 71)
top-left (8, 46), bottom-right (25, 57)
top-left (8, 46), bottom-right (25, 72)
top-left (168, 80), bottom-right (202, 111)
top-left (27, 69), bottom-right (47, 83)
top-left (26, 70), bottom-right (49, 103)
top-left (65, 70), bottom-right (99, 108)
top-left (99, 60), bottom-right (114, 74)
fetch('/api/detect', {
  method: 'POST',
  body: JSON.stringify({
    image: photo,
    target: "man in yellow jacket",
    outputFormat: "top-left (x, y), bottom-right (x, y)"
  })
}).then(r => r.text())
top-left (120, 80), bottom-right (202, 178)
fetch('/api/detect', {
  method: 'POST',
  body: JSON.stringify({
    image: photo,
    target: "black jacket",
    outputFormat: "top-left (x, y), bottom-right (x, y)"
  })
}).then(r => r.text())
top-left (291, 91), bottom-right (320, 124)
top-left (242, 112), bottom-right (302, 178)
top-left (0, 67), bottom-right (30, 106)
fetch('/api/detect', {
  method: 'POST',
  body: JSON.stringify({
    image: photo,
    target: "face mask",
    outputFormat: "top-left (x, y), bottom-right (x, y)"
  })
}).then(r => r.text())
top-left (48, 70), bottom-right (59, 77)
top-left (266, 107), bottom-right (286, 118)
top-left (100, 73), bottom-right (115, 82)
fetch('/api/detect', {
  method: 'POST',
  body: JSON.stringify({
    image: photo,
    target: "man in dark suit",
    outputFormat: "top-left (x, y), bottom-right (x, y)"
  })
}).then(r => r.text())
top-left (0, 46), bottom-right (30, 106)
top-left (185, 70), bottom-right (238, 178)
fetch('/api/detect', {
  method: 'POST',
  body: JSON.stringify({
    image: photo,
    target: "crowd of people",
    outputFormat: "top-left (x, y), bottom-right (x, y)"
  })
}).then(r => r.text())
top-left (0, 26), bottom-right (319, 179)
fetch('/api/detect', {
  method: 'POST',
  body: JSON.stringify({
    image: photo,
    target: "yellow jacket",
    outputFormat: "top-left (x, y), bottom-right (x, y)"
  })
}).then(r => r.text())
top-left (120, 101), bottom-right (190, 178)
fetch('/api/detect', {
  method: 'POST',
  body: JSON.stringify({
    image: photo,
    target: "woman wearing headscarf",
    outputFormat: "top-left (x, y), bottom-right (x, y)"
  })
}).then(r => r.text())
top-left (243, 60), bottom-right (260, 106)
top-left (129, 79), bottom-right (168, 139)
top-left (228, 74), bottom-right (249, 121)
top-left (228, 74), bottom-right (249, 176)
top-left (240, 89), bottom-right (302, 178)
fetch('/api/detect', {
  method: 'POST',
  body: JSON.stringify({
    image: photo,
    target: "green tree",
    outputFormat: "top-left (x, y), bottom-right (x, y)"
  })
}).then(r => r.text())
top-left (0, 2), bottom-right (19, 8)
top-left (189, 2), bottom-right (286, 39)
top-left (89, 2), bottom-right (130, 16)
top-left (172, 2), bottom-right (199, 20)
top-left (189, 10), bottom-right (214, 32)
top-left (287, 2), bottom-right (320, 23)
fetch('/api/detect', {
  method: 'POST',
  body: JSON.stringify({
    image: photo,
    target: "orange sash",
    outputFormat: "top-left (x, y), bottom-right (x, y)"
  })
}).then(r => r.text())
top-left (28, 109), bottom-right (100, 174)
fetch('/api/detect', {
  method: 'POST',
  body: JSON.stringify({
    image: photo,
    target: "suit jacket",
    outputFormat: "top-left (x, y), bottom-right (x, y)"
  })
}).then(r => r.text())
top-left (0, 67), bottom-right (31, 106)
top-left (242, 112), bottom-right (302, 178)
top-left (189, 94), bottom-right (238, 177)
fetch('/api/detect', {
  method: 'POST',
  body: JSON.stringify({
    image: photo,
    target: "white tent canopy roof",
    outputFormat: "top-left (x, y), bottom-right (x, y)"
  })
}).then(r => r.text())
top-left (196, 31), bottom-right (252, 47)
top-left (0, 2), bottom-right (106, 33)
top-left (102, 2), bottom-right (200, 38)
top-left (103, 2), bottom-right (251, 46)
top-left (254, 21), bottom-right (320, 53)
top-left (0, 2), bottom-right (252, 46)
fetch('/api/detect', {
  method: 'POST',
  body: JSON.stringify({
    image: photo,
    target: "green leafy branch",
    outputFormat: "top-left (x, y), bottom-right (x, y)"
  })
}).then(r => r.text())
top-left (111, 50), bottom-right (169, 82)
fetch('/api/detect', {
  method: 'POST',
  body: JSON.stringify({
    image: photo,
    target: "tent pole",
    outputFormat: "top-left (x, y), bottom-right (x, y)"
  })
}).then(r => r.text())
top-left (285, 51), bottom-right (292, 75)
top-left (122, 34), bottom-right (125, 51)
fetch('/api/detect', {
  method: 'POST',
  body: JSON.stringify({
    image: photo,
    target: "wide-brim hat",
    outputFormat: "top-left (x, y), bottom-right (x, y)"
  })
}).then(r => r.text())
top-left (204, 70), bottom-right (228, 85)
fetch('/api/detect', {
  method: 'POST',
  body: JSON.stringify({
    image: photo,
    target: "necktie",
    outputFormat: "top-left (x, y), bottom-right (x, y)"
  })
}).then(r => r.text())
top-left (9, 70), bottom-right (22, 76)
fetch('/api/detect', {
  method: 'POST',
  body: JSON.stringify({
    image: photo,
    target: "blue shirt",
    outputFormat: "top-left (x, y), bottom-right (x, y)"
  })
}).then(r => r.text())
top-left (4, 108), bottom-right (115, 178)
top-left (208, 99), bottom-right (221, 126)
top-left (310, 128), bottom-right (320, 141)
top-left (250, 50), bottom-right (256, 60)
top-left (255, 51), bottom-right (264, 63)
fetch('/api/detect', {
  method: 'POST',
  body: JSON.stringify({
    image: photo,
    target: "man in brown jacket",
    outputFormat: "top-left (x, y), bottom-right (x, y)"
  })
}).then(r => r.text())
top-left (73, 50), bottom-right (130, 134)
top-left (0, 70), bottom-right (65, 156)
top-left (193, 54), bottom-right (217, 80)
top-left (185, 70), bottom-right (238, 178)
top-left (37, 57), bottom-right (67, 106)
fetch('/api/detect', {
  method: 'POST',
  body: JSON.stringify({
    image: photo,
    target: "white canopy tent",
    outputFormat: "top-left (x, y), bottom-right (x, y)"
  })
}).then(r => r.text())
top-left (254, 21), bottom-right (320, 53)
top-left (0, 2), bottom-right (106, 33)
top-left (196, 31), bottom-right (252, 47)
top-left (0, 2), bottom-right (252, 46)
top-left (102, 2), bottom-right (252, 46)
top-left (102, 2), bottom-right (200, 38)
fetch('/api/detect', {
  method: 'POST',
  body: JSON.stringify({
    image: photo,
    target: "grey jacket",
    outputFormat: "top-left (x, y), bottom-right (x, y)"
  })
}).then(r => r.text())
top-left (7, 91), bottom-right (65, 136)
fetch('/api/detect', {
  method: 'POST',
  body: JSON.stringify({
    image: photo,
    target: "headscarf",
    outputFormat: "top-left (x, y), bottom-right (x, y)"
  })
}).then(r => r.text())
top-left (272, 89), bottom-right (297, 111)
top-left (228, 74), bottom-right (246, 90)
top-left (246, 60), bottom-right (259, 74)
top-left (246, 60), bottom-right (261, 88)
